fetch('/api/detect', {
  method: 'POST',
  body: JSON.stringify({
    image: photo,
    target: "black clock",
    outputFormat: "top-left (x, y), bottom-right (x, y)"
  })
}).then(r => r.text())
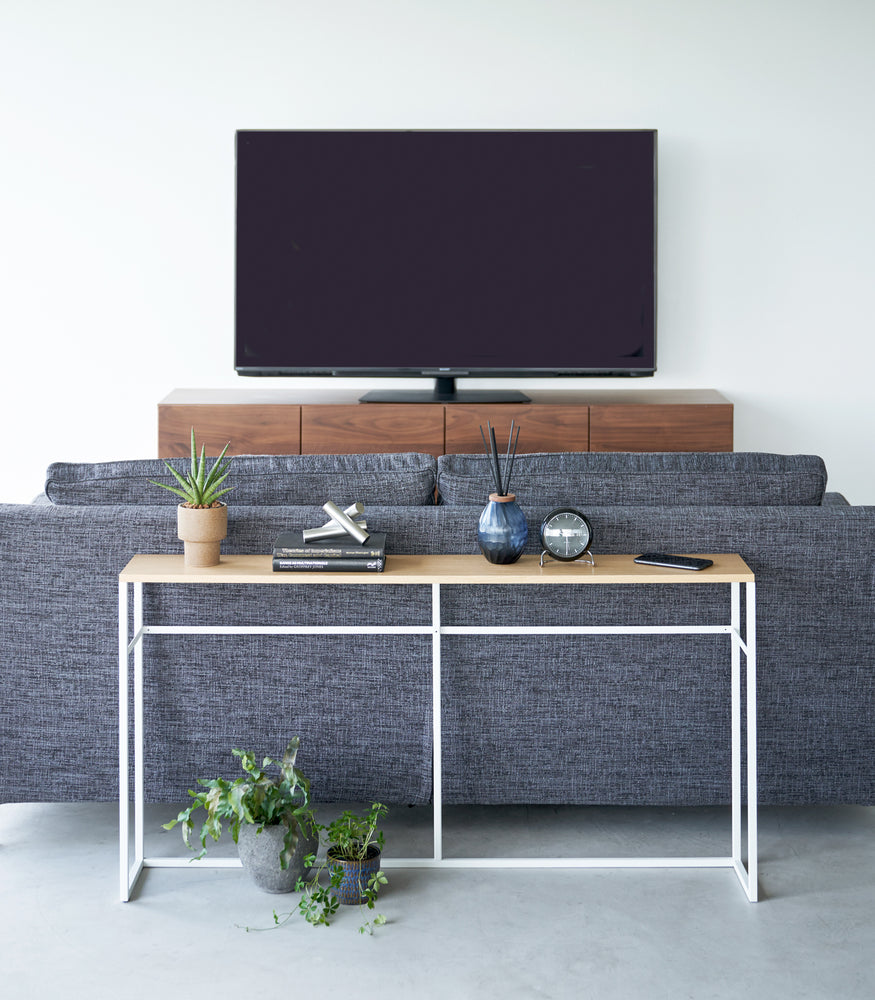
top-left (539, 507), bottom-right (595, 566)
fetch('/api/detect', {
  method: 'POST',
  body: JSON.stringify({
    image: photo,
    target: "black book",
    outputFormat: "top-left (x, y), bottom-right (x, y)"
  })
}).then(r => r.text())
top-left (273, 530), bottom-right (386, 559)
top-left (272, 555), bottom-right (385, 572)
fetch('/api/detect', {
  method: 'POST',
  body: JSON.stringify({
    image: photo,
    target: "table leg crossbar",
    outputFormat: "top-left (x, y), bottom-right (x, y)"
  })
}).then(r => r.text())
top-left (120, 579), bottom-right (757, 902)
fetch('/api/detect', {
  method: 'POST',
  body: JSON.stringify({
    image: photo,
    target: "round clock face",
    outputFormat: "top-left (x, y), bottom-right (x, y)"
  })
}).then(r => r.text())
top-left (540, 508), bottom-right (594, 561)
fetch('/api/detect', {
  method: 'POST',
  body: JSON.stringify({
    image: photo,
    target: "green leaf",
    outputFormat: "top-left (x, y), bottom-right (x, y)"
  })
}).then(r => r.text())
top-left (202, 482), bottom-right (233, 506)
top-left (280, 737), bottom-right (300, 781)
top-left (227, 783), bottom-right (247, 819)
top-left (281, 821), bottom-right (300, 870)
top-left (148, 481), bottom-right (193, 503)
top-left (149, 457), bottom-right (200, 502)
top-left (195, 443), bottom-right (207, 498)
top-left (163, 460), bottom-right (197, 493)
top-left (202, 444), bottom-right (231, 488)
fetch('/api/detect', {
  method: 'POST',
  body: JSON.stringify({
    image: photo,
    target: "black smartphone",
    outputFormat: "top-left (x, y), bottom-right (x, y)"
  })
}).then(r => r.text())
top-left (633, 553), bottom-right (714, 571)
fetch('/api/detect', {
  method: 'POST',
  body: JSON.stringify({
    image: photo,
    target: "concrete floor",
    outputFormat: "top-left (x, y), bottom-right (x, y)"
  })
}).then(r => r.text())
top-left (2, 801), bottom-right (874, 999)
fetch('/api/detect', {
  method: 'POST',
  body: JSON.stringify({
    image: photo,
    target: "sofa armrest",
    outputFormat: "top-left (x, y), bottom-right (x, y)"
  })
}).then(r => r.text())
top-left (822, 492), bottom-right (851, 506)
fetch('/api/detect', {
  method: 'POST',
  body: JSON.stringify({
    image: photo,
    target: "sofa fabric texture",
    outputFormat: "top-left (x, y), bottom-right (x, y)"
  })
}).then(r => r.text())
top-left (45, 452), bottom-right (437, 507)
top-left (2, 451), bottom-right (872, 809)
top-left (437, 452), bottom-right (829, 507)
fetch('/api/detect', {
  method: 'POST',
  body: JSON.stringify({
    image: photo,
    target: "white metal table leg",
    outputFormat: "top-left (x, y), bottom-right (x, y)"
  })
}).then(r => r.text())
top-left (730, 579), bottom-right (759, 901)
top-left (118, 580), bottom-right (129, 901)
top-left (133, 582), bottom-right (145, 886)
top-left (119, 580), bottom-right (146, 902)
top-left (746, 581), bottom-right (758, 901)
top-left (432, 582), bottom-right (442, 861)
top-left (730, 583), bottom-right (742, 871)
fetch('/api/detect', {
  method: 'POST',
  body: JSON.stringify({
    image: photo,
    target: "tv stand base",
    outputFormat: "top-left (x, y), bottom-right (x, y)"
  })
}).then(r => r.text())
top-left (359, 389), bottom-right (531, 404)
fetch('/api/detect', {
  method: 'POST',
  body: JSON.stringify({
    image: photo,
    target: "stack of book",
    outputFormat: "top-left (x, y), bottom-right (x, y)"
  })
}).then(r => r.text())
top-left (272, 530), bottom-right (386, 572)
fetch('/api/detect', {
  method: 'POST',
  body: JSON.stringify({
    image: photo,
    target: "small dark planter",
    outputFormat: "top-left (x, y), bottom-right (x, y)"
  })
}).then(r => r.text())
top-left (327, 844), bottom-right (383, 905)
top-left (237, 821), bottom-right (318, 894)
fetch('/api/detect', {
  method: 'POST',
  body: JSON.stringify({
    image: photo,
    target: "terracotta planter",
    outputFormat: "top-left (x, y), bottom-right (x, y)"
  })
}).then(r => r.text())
top-left (177, 503), bottom-right (228, 567)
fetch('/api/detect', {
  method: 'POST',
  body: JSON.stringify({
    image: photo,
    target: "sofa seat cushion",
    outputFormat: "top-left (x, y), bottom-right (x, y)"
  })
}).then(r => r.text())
top-left (437, 452), bottom-right (828, 507)
top-left (46, 453), bottom-right (437, 506)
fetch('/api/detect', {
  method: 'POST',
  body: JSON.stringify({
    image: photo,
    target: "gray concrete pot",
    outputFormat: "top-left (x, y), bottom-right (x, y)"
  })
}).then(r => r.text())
top-left (236, 821), bottom-right (318, 894)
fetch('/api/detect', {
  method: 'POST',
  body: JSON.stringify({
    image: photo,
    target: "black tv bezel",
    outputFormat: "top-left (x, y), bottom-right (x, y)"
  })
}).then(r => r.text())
top-left (234, 128), bottom-right (657, 402)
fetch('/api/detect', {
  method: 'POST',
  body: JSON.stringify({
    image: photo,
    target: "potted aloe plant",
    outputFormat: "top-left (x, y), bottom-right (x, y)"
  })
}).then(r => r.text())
top-left (149, 428), bottom-right (233, 567)
top-left (163, 737), bottom-right (318, 893)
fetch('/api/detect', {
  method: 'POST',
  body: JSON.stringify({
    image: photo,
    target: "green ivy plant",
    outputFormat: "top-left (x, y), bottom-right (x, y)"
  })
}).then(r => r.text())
top-left (163, 737), bottom-right (316, 870)
top-left (297, 802), bottom-right (389, 934)
top-left (252, 802), bottom-right (389, 935)
top-left (322, 802), bottom-right (388, 862)
top-left (149, 427), bottom-right (233, 508)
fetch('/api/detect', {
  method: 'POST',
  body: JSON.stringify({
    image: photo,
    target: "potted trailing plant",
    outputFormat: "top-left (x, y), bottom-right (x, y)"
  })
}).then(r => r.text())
top-left (293, 802), bottom-right (389, 934)
top-left (149, 428), bottom-right (233, 567)
top-left (163, 737), bottom-right (318, 893)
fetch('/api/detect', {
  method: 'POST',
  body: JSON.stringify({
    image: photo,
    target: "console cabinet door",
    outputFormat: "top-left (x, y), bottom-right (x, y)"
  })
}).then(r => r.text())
top-left (444, 404), bottom-right (590, 453)
top-left (158, 404), bottom-right (301, 456)
top-left (301, 404), bottom-right (445, 456)
top-left (589, 403), bottom-right (733, 452)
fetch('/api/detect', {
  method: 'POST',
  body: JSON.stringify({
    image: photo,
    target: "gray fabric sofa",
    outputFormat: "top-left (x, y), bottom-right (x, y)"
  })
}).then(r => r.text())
top-left (1, 451), bottom-right (872, 807)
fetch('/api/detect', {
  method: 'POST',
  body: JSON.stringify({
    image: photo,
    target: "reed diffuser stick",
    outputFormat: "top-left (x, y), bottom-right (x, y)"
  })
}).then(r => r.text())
top-left (505, 425), bottom-right (521, 496)
top-left (480, 421), bottom-right (521, 497)
top-left (503, 420), bottom-right (515, 495)
top-left (480, 425), bottom-right (500, 494)
top-left (488, 422), bottom-right (504, 495)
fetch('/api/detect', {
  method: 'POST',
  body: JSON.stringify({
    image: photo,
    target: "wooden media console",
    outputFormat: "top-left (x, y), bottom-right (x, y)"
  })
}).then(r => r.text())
top-left (158, 388), bottom-right (733, 457)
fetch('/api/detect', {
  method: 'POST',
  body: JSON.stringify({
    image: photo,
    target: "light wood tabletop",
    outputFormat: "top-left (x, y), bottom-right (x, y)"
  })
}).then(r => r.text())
top-left (120, 552), bottom-right (753, 585)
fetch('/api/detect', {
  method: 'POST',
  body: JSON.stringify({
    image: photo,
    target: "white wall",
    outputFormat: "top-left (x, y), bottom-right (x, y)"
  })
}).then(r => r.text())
top-left (2, 0), bottom-right (873, 502)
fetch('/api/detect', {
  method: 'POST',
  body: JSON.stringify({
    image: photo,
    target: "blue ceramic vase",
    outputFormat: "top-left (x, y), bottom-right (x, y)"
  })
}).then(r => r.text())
top-left (477, 493), bottom-right (528, 564)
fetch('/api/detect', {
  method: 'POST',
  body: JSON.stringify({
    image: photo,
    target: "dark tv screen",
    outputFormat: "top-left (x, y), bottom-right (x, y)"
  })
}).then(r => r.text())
top-left (235, 129), bottom-right (656, 400)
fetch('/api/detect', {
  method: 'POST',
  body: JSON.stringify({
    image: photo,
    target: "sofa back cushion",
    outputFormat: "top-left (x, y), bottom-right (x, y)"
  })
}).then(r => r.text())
top-left (436, 452), bottom-right (828, 506)
top-left (46, 453), bottom-right (438, 506)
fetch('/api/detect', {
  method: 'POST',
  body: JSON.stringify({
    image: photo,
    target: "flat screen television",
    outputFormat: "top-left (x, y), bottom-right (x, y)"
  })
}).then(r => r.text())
top-left (235, 129), bottom-right (656, 402)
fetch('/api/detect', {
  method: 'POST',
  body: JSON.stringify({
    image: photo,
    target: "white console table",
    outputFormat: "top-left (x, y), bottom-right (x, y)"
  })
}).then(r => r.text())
top-left (119, 552), bottom-right (758, 902)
